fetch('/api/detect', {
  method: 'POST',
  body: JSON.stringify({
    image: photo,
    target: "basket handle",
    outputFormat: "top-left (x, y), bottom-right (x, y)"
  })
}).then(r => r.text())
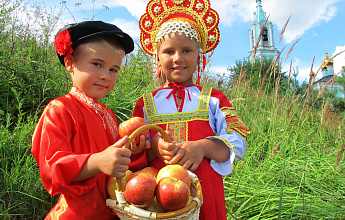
top-left (116, 124), bottom-right (172, 192)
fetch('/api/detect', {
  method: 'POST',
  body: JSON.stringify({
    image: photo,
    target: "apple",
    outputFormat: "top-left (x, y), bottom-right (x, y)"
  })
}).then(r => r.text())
top-left (144, 196), bottom-right (166, 213)
top-left (118, 117), bottom-right (148, 144)
top-left (107, 170), bottom-right (133, 199)
top-left (156, 177), bottom-right (190, 211)
top-left (141, 166), bottom-right (159, 179)
top-left (124, 171), bottom-right (156, 207)
top-left (156, 164), bottom-right (191, 188)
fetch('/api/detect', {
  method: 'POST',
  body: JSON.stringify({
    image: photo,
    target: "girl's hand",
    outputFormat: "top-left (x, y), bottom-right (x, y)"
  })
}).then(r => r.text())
top-left (129, 134), bottom-right (151, 154)
top-left (151, 131), bottom-right (179, 163)
top-left (168, 141), bottom-right (205, 172)
top-left (167, 139), bottom-right (230, 172)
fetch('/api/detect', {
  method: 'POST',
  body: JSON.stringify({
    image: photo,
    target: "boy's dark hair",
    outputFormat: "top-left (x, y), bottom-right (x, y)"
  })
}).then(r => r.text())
top-left (77, 35), bottom-right (126, 55)
top-left (55, 21), bottom-right (134, 66)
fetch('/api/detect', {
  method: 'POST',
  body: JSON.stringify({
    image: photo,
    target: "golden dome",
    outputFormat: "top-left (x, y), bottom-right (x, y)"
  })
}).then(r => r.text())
top-left (321, 52), bottom-right (333, 70)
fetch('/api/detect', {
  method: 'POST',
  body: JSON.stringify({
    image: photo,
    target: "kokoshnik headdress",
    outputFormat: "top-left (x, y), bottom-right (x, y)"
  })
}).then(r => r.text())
top-left (139, 0), bottom-right (220, 84)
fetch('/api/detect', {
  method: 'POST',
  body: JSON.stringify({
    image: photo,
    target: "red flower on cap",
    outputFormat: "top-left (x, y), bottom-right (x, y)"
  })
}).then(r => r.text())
top-left (55, 30), bottom-right (73, 57)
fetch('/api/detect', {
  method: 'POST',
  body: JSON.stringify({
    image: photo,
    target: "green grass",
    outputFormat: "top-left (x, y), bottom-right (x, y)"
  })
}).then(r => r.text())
top-left (219, 81), bottom-right (345, 219)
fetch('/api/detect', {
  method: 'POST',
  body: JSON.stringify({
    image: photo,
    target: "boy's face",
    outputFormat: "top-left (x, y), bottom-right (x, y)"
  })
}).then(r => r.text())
top-left (157, 33), bottom-right (199, 87)
top-left (65, 41), bottom-right (125, 100)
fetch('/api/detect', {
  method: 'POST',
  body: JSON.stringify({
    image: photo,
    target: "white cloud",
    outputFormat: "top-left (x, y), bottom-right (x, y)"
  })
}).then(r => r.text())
top-left (212, 0), bottom-right (255, 26)
top-left (333, 45), bottom-right (345, 74)
top-left (110, 18), bottom-right (140, 39)
top-left (115, 0), bottom-right (146, 19)
top-left (113, 0), bottom-right (340, 44)
top-left (270, 1), bottom-right (339, 43)
top-left (215, 0), bottom-right (339, 44)
top-left (209, 65), bottom-right (230, 75)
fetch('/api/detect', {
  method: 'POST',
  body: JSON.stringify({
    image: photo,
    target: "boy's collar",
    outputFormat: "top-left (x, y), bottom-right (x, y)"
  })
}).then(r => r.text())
top-left (70, 86), bottom-right (104, 107)
top-left (69, 86), bottom-right (119, 141)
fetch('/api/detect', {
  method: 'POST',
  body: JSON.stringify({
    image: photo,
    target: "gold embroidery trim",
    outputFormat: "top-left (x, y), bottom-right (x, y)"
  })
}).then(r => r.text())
top-left (143, 87), bottom-right (213, 143)
top-left (147, 110), bottom-right (209, 125)
top-left (198, 87), bottom-right (212, 110)
top-left (167, 122), bottom-right (188, 143)
top-left (143, 93), bottom-right (157, 117)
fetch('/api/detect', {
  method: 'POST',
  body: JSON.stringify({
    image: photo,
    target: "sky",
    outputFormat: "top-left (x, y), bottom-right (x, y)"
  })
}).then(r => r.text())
top-left (28, 0), bottom-right (345, 84)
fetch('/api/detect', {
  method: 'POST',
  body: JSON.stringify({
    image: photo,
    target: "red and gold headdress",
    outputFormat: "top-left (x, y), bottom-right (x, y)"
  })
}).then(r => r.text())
top-left (139, 0), bottom-right (220, 84)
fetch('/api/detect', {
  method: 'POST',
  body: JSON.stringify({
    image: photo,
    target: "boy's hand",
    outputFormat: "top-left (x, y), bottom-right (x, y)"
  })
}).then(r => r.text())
top-left (97, 136), bottom-right (132, 178)
top-left (168, 141), bottom-right (204, 172)
top-left (129, 134), bottom-right (151, 154)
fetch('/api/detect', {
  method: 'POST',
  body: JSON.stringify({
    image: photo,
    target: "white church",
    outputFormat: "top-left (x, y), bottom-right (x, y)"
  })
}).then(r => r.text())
top-left (248, 0), bottom-right (344, 98)
top-left (313, 52), bottom-right (345, 98)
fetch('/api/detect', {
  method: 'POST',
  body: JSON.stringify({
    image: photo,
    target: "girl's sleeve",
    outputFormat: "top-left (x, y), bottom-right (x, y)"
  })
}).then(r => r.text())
top-left (207, 89), bottom-right (250, 176)
top-left (31, 100), bottom-right (93, 196)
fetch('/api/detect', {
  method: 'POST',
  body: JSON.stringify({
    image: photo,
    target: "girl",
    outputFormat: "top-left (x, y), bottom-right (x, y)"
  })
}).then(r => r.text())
top-left (133, 0), bottom-right (250, 219)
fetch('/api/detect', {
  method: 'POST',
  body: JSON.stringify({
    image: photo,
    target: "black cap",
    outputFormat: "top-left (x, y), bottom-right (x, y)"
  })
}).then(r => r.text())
top-left (55, 21), bottom-right (134, 65)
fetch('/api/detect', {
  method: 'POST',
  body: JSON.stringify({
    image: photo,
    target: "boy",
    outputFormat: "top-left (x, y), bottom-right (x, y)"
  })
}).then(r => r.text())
top-left (32, 21), bottom-right (149, 219)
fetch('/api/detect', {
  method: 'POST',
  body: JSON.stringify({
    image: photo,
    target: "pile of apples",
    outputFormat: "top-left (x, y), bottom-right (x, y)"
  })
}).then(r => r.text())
top-left (108, 117), bottom-right (192, 212)
top-left (107, 164), bottom-right (192, 212)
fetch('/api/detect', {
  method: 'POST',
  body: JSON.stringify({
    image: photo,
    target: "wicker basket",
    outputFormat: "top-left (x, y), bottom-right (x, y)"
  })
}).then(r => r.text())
top-left (106, 124), bottom-right (203, 219)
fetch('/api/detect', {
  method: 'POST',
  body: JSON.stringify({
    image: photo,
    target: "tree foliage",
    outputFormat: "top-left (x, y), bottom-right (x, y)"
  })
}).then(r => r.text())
top-left (335, 67), bottom-right (345, 92)
top-left (227, 57), bottom-right (298, 94)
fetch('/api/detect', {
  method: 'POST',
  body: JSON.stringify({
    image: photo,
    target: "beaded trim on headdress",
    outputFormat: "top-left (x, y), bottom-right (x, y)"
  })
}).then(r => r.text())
top-left (156, 20), bottom-right (199, 44)
top-left (139, 0), bottom-right (220, 83)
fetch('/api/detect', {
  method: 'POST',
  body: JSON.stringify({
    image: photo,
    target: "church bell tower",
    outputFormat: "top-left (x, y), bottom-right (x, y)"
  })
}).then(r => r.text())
top-left (248, 0), bottom-right (280, 60)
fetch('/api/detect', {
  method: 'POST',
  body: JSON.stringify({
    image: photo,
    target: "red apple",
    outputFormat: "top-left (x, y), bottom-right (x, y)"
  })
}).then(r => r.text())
top-left (125, 171), bottom-right (156, 207)
top-left (156, 177), bottom-right (190, 211)
top-left (141, 166), bottom-right (159, 179)
top-left (156, 164), bottom-right (191, 188)
top-left (118, 117), bottom-right (148, 144)
top-left (107, 170), bottom-right (133, 199)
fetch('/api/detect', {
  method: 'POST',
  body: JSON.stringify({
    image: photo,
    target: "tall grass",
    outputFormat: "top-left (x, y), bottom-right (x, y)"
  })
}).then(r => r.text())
top-left (221, 85), bottom-right (344, 219)
top-left (0, 1), bottom-right (344, 219)
top-left (208, 47), bottom-right (345, 218)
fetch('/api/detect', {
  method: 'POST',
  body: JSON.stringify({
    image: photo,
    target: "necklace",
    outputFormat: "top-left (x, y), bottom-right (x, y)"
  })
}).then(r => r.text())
top-left (176, 92), bottom-right (182, 112)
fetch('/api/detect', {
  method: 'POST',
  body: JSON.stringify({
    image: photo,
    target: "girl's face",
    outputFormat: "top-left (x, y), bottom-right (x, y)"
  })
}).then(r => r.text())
top-left (157, 33), bottom-right (199, 87)
top-left (65, 41), bottom-right (124, 100)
